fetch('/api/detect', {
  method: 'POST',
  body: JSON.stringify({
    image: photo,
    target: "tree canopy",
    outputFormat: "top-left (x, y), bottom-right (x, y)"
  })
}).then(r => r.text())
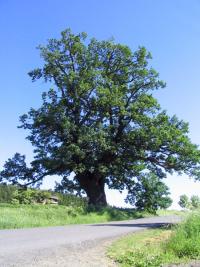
top-left (125, 173), bottom-right (172, 213)
top-left (178, 194), bottom-right (190, 209)
top-left (1, 29), bottom-right (200, 206)
top-left (179, 194), bottom-right (200, 210)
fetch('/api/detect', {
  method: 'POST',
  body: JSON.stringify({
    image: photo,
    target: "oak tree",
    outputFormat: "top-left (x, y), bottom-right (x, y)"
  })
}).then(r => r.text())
top-left (1, 29), bottom-right (200, 206)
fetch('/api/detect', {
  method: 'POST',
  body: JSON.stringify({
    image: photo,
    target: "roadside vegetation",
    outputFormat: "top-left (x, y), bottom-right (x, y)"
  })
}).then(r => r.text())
top-left (0, 203), bottom-right (151, 229)
top-left (0, 184), bottom-right (185, 230)
top-left (108, 211), bottom-right (200, 267)
top-left (0, 184), bottom-right (154, 229)
top-left (156, 209), bottom-right (186, 217)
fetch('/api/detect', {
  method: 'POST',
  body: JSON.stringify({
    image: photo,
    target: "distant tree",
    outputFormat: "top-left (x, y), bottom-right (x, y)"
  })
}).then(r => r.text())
top-left (125, 173), bottom-right (172, 213)
top-left (178, 194), bottom-right (190, 209)
top-left (1, 29), bottom-right (200, 206)
top-left (190, 195), bottom-right (200, 209)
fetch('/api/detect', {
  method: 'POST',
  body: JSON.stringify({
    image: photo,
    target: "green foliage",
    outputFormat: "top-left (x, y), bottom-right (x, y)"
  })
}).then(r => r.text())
top-left (157, 209), bottom-right (187, 217)
top-left (0, 183), bottom-right (90, 208)
top-left (0, 185), bottom-right (55, 205)
top-left (108, 228), bottom-right (179, 267)
top-left (190, 195), bottom-right (200, 209)
top-left (1, 28), bottom-right (200, 206)
top-left (166, 213), bottom-right (200, 258)
top-left (178, 194), bottom-right (200, 210)
top-left (126, 173), bottom-right (172, 213)
top-left (12, 188), bottom-right (51, 204)
top-left (178, 194), bottom-right (190, 209)
top-left (57, 192), bottom-right (88, 208)
top-left (0, 203), bottom-right (148, 229)
top-left (0, 184), bottom-right (17, 203)
top-left (108, 212), bottom-right (200, 266)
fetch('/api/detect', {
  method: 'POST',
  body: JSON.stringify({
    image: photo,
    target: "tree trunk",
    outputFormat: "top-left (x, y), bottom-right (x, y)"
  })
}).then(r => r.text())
top-left (76, 172), bottom-right (107, 206)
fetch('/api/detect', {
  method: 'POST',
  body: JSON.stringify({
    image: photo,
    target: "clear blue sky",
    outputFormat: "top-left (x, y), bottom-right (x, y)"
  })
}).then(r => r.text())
top-left (1, 0), bottom-right (200, 208)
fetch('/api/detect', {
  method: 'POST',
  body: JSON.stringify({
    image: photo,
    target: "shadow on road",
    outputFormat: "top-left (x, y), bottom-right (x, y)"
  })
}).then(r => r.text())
top-left (91, 222), bottom-right (173, 228)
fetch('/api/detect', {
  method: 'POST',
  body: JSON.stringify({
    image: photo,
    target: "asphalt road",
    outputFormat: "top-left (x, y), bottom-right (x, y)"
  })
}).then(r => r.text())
top-left (0, 215), bottom-right (181, 267)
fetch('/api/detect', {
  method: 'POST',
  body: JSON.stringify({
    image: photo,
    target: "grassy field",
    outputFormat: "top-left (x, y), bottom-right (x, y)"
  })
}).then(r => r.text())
top-left (0, 203), bottom-right (153, 229)
top-left (108, 211), bottom-right (200, 267)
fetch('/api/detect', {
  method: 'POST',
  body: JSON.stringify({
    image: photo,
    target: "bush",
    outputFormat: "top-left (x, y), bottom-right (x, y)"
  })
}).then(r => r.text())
top-left (12, 188), bottom-right (51, 204)
top-left (0, 184), bottom-right (88, 207)
top-left (0, 184), bottom-right (17, 203)
top-left (57, 193), bottom-right (88, 208)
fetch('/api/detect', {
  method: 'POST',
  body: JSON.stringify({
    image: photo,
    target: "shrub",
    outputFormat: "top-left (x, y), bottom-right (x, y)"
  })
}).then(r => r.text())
top-left (57, 193), bottom-right (88, 208)
top-left (12, 188), bottom-right (52, 204)
top-left (0, 184), bottom-right (88, 207)
top-left (0, 184), bottom-right (17, 203)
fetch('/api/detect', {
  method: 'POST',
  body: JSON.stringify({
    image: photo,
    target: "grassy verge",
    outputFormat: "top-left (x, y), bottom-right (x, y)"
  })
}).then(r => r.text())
top-left (108, 211), bottom-right (200, 267)
top-left (156, 209), bottom-right (187, 217)
top-left (0, 203), bottom-right (152, 229)
top-left (108, 227), bottom-right (182, 267)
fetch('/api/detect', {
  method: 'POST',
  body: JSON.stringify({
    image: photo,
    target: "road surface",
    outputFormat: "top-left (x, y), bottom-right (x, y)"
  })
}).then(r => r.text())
top-left (0, 215), bottom-right (181, 267)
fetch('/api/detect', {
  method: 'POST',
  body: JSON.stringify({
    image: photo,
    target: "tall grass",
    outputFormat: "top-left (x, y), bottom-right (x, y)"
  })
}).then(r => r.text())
top-left (108, 211), bottom-right (200, 267)
top-left (0, 203), bottom-right (148, 229)
top-left (166, 212), bottom-right (200, 258)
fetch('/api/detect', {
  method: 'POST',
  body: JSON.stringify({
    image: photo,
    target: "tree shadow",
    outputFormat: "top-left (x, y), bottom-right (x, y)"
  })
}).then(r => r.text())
top-left (84, 206), bottom-right (149, 221)
top-left (91, 222), bottom-right (174, 228)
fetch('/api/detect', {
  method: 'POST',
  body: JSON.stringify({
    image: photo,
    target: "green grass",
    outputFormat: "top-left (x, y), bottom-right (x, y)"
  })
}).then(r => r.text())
top-left (165, 211), bottom-right (200, 259)
top-left (156, 209), bottom-right (187, 217)
top-left (108, 211), bottom-right (200, 267)
top-left (108, 227), bottom-right (179, 267)
top-left (0, 203), bottom-right (152, 229)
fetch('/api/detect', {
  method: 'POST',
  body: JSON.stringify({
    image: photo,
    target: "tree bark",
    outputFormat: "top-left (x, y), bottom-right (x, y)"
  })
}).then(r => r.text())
top-left (76, 172), bottom-right (107, 206)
